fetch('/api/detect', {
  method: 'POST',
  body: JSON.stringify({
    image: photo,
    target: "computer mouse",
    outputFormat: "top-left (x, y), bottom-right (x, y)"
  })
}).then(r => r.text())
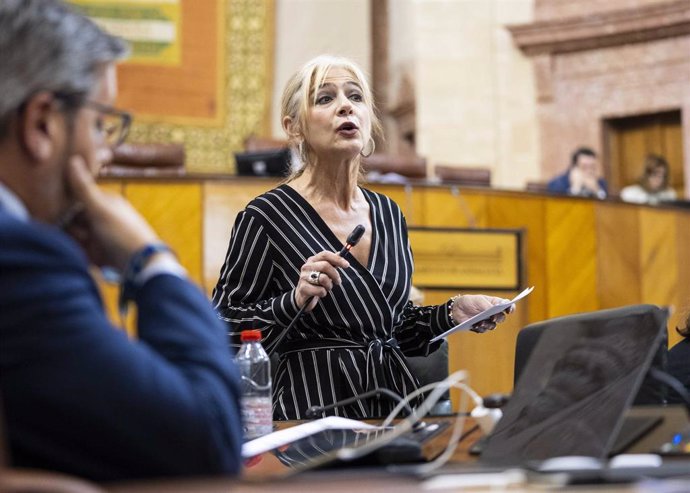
top-left (537, 455), bottom-right (604, 472)
top-left (609, 454), bottom-right (662, 468)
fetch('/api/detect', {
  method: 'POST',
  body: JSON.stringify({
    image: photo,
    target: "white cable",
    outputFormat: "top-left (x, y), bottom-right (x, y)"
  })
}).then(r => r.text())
top-left (336, 368), bottom-right (502, 473)
top-left (381, 369), bottom-right (469, 428)
top-left (454, 381), bottom-right (503, 435)
top-left (454, 382), bottom-right (483, 407)
top-left (336, 370), bottom-right (468, 462)
top-left (377, 370), bottom-right (501, 475)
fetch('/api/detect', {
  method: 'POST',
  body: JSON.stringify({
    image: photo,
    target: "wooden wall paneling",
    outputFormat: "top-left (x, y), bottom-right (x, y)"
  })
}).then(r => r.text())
top-left (671, 210), bottom-right (690, 348)
top-left (637, 207), bottom-right (681, 348)
top-left (416, 188), bottom-right (488, 228)
top-left (421, 289), bottom-right (524, 408)
top-left (485, 194), bottom-right (547, 323)
top-left (203, 179), bottom-right (278, 294)
top-left (124, 181), bottom-right (203, 285)
top-left (621, 125), bottom-right (650, 190)
top-left (97, 182), bottom-right (126, 329)
top-left (544, 199), bottom-right (599, 317)
top-left (595, 202), bottom-right (641, 308)
top-left (606, 126), bottom-right (621, 192)
top-left (663, 120), bottom-right (685, 196)
top-left (638, 208), bottom-right (678, 311)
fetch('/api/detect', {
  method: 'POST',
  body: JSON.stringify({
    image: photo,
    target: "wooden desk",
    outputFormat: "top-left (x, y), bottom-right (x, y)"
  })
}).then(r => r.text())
top-left (107, 473), bottom-right (654, 493)
top-left (106, 414), bottom-right (689, 493)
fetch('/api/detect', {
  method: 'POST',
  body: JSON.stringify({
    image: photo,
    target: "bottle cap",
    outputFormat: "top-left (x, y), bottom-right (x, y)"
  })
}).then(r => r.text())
top-left (240, 329), bottom-right (262, 342)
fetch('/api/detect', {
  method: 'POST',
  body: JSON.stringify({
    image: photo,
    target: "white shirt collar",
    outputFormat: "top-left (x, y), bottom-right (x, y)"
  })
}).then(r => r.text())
top-left (0, 180), bottom-right (30, 222)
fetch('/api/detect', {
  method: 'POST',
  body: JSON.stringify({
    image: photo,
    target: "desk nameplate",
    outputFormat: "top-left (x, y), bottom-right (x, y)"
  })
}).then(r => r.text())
top-left (409, 227), bottom-right (523, 291)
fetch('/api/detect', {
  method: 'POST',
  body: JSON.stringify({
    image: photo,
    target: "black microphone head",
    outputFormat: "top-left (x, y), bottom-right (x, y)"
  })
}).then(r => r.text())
top-left (304, 406), bottom-right (322, 419)
top-left (347, 224), bottom-right (365, 247)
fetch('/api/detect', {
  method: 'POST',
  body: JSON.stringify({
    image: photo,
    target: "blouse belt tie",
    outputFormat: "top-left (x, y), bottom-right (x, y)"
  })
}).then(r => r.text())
top-left (279, 337), bottom-right (408, 393)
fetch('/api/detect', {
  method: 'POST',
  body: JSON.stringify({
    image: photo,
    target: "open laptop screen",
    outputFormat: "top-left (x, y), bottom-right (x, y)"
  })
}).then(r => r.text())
top-left (480, 304), bottom-right (668, 466)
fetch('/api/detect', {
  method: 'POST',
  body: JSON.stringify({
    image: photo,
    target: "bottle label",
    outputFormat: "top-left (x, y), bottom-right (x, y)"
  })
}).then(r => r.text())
top-left (241, 396), bottom-right (273, 440)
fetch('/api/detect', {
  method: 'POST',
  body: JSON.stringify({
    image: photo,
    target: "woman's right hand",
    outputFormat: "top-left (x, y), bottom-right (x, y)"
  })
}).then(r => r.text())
top-left (295, 251), bottom-right (350, 311)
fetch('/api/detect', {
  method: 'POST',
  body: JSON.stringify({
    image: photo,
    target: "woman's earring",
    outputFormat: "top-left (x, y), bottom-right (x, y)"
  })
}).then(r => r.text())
top-left (360, 138), bottom-right (375, 158)
top-left (298, 140), bottom-right (308, 163)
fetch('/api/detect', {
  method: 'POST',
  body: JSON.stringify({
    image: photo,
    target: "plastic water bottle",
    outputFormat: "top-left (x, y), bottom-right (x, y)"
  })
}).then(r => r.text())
top-left (235, 329), bottom-right (272, 440)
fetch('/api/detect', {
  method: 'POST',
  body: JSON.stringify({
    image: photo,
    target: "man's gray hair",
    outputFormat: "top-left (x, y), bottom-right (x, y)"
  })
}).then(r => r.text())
top-left (0, 0), bottom-right (128, 138)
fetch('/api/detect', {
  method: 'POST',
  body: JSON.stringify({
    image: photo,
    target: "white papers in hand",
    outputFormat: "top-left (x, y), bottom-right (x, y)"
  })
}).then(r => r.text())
top-left (430, 286), bottom-right (534, 343)
top-left (242, 416), bottom-right (379, 458)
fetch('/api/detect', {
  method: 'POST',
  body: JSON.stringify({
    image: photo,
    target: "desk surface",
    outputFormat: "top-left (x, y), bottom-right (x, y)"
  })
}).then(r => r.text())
top-left (107, 413), bottom-right (690, 493)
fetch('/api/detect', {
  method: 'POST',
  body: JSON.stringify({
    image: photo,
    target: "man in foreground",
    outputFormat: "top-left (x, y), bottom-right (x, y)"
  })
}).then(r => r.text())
top-left (0, 0), bottom-right (242, 481)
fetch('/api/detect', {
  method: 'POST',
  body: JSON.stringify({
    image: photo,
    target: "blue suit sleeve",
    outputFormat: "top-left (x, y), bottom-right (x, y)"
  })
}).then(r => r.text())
top-left (0, 217), bottom-right (243, 480)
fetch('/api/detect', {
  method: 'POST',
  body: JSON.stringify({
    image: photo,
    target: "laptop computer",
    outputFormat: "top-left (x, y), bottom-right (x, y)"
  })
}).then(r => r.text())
top-left (479, 304), bottom-right (668, 466)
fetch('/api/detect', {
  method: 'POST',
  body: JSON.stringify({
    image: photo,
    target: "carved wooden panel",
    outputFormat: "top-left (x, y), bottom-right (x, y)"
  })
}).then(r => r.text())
top-left (545, 199), bottom-right (599, 317)
top-left (487, 194), bottom-right (547, 323)
top-left (124, 182), bottom-right (203, 284)
top-left (596, 202), bottom-right (642, 308)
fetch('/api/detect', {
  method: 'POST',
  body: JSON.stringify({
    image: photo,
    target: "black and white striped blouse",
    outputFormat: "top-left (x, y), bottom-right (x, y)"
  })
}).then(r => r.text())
top-left (212, 184), bottom-right (453, 420)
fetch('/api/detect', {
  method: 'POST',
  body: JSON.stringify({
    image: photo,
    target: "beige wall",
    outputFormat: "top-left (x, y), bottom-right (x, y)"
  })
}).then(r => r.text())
top-left (271, 0), bottom-right (371, 138)
top-left (413, 0), bottom-right (539, 189)
top-left (271, 0), bottom-right (540, 189)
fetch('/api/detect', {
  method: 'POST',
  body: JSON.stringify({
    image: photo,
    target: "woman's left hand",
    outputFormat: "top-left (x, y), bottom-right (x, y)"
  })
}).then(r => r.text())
top-left (450, 294), bottom-right (515, 333)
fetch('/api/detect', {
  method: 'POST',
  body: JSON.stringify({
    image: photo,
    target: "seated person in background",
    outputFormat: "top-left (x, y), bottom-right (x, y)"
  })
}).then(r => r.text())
top-left (212, 55), bottom-right (514, 421)
top-left (547, 147), bottom-right (608, 199)
top-left (0, 0), bottom-right (241, 481)
top-left (667, 312), bottom-right (690, 405)
top-left (620, 154), bottom-right (677, 205)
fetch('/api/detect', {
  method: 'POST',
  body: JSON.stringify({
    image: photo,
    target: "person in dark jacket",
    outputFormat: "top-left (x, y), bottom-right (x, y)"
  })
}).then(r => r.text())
top-left (547, 147), bottom-right (608, 199)
top-left (0, 0), bottom-right (242, 481)
top-left (667, 313), bottom-right (690, 405)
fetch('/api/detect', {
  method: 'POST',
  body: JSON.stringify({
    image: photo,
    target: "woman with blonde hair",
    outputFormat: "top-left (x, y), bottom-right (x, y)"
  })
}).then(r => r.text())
top-left (212, 55), bottom-right (513, 420)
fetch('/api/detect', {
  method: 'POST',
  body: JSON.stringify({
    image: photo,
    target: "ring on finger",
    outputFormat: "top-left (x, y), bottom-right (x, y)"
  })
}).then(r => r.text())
top-left (307, 270), bottom-right (322, 286)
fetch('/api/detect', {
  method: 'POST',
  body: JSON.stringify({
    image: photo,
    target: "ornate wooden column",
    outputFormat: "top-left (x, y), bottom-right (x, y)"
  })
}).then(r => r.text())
top-left (371, 0), bottom-right (389, 152)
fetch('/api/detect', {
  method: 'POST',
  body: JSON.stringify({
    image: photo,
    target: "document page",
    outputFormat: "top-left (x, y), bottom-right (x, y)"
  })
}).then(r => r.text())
top-left (430, 286), bottom-right (534, 343)
top-left (242, 416), bottom-right (380, 458)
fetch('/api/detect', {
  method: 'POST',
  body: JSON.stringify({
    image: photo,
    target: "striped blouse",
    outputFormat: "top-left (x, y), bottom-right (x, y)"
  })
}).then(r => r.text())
top-left (212, 184), bottom-right (454, 420)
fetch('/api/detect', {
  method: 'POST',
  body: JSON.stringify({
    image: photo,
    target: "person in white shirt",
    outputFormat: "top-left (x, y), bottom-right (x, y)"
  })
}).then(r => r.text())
top-left (620, 154), bottom-right (677, 205)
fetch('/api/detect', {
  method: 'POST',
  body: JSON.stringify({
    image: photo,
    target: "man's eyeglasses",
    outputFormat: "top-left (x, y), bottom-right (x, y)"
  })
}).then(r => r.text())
top-left (82, 100), bottom-right (132, 148)
top-left (51, 92), bottom-right (132, 148)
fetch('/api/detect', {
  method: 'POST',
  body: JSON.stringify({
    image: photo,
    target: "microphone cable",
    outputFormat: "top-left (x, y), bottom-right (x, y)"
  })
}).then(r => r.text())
top-left (305, 387), bottom-right (423, 429)
top-left (648, 367), bottom-right (690, 415)
top-left (383, 371), bottom-right (495, 476)
top-left (336, 369), bottom-right (471, 464)
top-left (271, 224), bottom-right (366, 352)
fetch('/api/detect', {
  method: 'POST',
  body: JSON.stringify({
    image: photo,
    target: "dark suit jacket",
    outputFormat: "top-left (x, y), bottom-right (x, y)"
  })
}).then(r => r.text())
top-left (547, 170), bottom-right (608, 197)
top-left (667, 337), bottom-right (690, 405)
top-left (0, 210), bottom-right (242, 481)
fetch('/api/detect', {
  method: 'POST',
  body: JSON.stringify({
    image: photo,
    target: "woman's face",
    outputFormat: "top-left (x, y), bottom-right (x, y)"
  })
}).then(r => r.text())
top-left (303, 67), bottom-right (371, 162)
top-left (648, 166), bottom-right (666, 191)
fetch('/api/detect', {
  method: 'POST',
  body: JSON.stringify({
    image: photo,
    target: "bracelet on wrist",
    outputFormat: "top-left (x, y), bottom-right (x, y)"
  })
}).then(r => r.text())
top-left (448, 295), bottom-right (462, 325)
top-left (118, 243), bottom-right (174, 319)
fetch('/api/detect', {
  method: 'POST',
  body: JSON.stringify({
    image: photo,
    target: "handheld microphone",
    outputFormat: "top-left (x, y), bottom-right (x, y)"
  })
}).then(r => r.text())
top-left (338, 224), bottom-right (365, 257)
top-left (305, 387), bottom-right (425, 430)
top-left (271, 224), bottom-right (365, 351)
